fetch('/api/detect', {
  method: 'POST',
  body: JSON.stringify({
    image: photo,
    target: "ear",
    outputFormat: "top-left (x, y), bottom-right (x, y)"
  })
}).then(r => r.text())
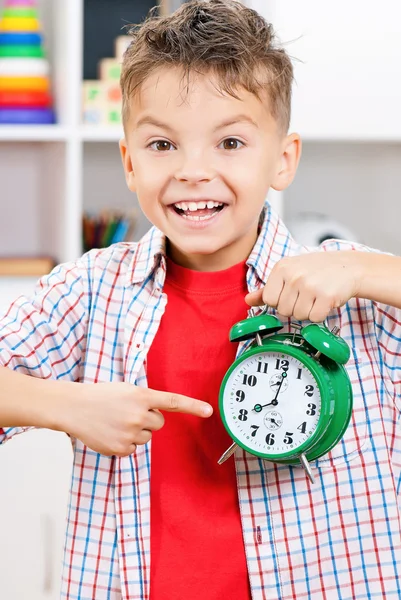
top-left (271, 133), bottom-right (302, 192)
top-left (119, 138), bottom-right (136, 193)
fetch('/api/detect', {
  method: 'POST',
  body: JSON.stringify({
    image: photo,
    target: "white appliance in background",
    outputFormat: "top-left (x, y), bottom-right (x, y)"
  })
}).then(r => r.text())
top-left (286, 212), bottom-right (360, 247)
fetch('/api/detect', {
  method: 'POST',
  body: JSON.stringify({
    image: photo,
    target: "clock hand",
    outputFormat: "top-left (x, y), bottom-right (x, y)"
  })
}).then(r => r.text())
top-left (253, 400), bottom-right (278, 412)
top-left (273, 371), bottom-right (287, 400)
top-left (253, 372), bottom-right (287, 412)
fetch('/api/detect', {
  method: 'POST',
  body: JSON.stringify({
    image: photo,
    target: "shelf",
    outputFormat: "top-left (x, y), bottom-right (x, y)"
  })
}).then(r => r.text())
top-left (0, 125), bottom-right (69, 142)
top-left (0, 125), bottom-right (123, 143)
top-left (79, 124), bottom-right (124, 142)
top-left (0, 257), bottom-right (55, 277)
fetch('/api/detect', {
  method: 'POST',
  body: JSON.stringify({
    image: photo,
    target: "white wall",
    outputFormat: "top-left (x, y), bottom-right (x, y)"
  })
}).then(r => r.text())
top-left (248, 0), bottom-right (401, 138)
top-left (247, 0), bottom-right (401, 254)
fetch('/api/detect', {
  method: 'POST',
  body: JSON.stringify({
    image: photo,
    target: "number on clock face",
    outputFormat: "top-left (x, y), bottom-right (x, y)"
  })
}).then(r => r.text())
top-left (223, 352), bottom-right (321, 455)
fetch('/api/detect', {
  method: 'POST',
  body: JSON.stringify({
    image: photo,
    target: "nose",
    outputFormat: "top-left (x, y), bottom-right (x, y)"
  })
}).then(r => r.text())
top-left (174, 151), bottom-right (214, 183)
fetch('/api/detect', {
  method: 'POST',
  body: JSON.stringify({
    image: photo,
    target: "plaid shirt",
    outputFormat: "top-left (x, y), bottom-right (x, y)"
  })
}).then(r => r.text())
top-left (0, 204), bottom-right (400, 600)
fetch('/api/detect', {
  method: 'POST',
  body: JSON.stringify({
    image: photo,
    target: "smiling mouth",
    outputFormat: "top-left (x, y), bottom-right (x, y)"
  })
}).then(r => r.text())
top-left (171, 200), bottom-right (226, 221)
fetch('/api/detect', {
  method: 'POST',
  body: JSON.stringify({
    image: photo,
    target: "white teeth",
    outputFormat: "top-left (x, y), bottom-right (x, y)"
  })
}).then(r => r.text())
top-left (173, 200), bottom-right (224, 211)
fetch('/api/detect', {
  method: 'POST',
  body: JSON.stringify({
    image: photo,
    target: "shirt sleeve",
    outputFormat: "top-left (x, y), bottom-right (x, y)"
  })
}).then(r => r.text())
top-left (372, 302), bottom-right (401, 411)
top-left (0, 258), bottom-right (89, 444)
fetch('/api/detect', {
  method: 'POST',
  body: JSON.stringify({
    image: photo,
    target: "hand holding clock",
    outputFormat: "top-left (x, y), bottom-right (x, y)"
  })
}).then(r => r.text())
top-left (218, 250), bottom-right (367, 479)
top-left (244, 250), bottom-right (401, 321)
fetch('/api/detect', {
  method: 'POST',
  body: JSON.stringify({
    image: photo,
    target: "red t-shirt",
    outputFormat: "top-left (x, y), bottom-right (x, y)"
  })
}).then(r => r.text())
top-left (147, 256), bottom-right (252, 600)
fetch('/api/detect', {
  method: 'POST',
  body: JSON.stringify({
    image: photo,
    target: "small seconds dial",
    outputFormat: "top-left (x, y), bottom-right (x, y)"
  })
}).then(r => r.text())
top-left (222, 352), bottom-right (321, 455)
top-left (264, 410), bottom-right (283, 430)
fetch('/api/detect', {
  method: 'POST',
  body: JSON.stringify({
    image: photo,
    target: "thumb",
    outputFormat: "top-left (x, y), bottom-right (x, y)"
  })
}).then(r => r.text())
top-left (245, 288), bottom-right (264, 306)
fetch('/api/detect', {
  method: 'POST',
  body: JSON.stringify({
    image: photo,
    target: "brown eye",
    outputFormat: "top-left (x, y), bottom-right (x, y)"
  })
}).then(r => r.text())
top-left (222, 138), bottom-right (242, 150)
top-left (154, 140), bottom-right (172, 151)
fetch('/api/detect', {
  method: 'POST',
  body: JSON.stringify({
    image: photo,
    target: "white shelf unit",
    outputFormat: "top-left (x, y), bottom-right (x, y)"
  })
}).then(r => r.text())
top-left (0, 0), bottom-right (81, 269)
top-left (0, 0), bottom-right (151, 276)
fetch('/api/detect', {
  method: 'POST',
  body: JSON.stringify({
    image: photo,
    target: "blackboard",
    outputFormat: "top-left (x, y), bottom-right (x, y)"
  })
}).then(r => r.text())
top-left (83, 0), bottom-right (157, 80)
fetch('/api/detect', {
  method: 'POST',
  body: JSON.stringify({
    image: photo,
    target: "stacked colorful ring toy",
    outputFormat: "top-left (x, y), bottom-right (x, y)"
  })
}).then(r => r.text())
top-left (0, 33), bottom-right (42, 45)
top-left (0, 90), bottom-right (51, 106)
top-left (0, 0), bottom-right (54, 124)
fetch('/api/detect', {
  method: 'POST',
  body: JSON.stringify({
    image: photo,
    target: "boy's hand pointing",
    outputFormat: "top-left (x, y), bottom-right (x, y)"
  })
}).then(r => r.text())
top-left (61, 383), bottom-right (213, 457)
top-left (245, 251), bottom-right (363, 323)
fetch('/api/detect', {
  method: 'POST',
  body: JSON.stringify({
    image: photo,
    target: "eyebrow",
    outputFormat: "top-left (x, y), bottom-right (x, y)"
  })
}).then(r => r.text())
top-left (134, 114), bottom-right (258, 133)
top-left (213, 115), bottom-right (258, 131)
top-left (134, 116), bottom-right (175, 133)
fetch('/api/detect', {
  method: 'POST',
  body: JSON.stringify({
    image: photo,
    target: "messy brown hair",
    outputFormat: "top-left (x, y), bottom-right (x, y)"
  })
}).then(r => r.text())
top-left (120, 0), bottom-right (293, 132)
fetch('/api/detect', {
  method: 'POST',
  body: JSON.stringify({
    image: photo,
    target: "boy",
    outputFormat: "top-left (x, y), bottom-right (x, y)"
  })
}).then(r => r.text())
top-left (1, 0), bottom-right (400, 598)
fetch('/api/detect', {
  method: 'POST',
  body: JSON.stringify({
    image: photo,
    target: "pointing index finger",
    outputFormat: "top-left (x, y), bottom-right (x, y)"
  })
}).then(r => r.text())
top-left (147, 389), bottom-right (213, 417)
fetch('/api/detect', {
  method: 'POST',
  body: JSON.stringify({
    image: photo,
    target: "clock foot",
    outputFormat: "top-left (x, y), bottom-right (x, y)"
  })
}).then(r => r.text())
top-left (218, 441), bottom-right (238, 464)
top-left (300, 453), bottom-right (315, 484)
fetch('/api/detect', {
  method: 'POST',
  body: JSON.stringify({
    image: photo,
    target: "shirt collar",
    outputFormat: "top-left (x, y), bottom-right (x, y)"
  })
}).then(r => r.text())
top-left (126, 201), bottom-right (299, 289)
top-left (246, 202), bottom-right (299, 289)
top-left (125, 226), bottom-right (166, 287)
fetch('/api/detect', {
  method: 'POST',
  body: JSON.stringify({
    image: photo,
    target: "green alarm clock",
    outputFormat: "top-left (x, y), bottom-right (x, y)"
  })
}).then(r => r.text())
top-left (218, 309), bottom-right (353, 483)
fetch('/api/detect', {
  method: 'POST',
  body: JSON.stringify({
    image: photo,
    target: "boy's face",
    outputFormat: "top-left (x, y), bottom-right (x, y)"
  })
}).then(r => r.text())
top-left (120, 67), bottom-right (301, 271)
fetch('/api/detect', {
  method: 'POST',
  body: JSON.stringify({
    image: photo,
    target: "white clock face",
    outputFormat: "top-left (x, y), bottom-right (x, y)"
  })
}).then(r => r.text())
top-left (222, 351), bottom-right (322, 456)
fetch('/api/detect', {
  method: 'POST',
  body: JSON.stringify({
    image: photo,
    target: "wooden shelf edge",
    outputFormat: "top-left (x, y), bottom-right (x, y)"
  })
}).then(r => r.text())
top-left (0, 257), bottom-right (55, 278)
